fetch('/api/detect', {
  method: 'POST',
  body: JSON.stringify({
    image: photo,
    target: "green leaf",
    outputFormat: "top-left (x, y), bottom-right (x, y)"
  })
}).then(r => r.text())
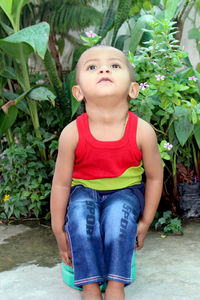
top-left (56, 37), bottom-right (65, 56)
top-left (1, 86), bottom-right (47, 122)
top-left (191, 98), bottom-right (197, 106)
top-left (165, 0), bottom-right (179, 21)
top-left (0, 52), bottom-right (6, 75)
top-left (0, 0), bottom-right (13, 24)
top-left (98, 8), bottom-right (115, 41)
top-left (161, 152), bottom-right (171, 160)
top-left (79, 35), bottom-right (90, 43)
top-left (10, 88), bottom-right (34, 104)
top-left (191, 110), bottom-right (198, 124)
top-left (0, 19), bottom-right (14, 35)
top-left (168, 124), bottom-right (175, 144)
top-left (16, 99), bottom-right (30, 115)
top-left (174, 107), bottom-right (194, 146)
top-left (14, 208), bottom-right (21, 219)
top-left (3, 91), bottom-right (29, 115)
top-left (129, 14), bottom-right (154, 53)
top-left (176, 84), bottom-right (189, 91)
top-left (143, 1), bottom-right (153, 10)
top-left (33, 207), bottom-right (39, 218)
top-left (1, 66), bottom-right (17, 80)
top-left (129, 3), bottom-right (141, 15)
top-left (111, 0), bottom-right (132, 46)
top-left (160, 140), bottom-right (168, 149)
top-left (173, 98), bottom-right (181, 106)
top-left (115, 34), bottom-right (130, 51)
top-left (28, 86), bottom-right (56, 106)
top-left (194, 123), bottom-right (200, 149)
top-left (0, 22), bottom-right (50, 60)
top-left (22, 191), bottom-right (31, 197)
top-left (163, 211), bottom-right (172, 219)
top-left (12, 0), bottom-right (29, 29)
top-left (158, 217), bottom-right (166, 225)
top-left (0, 0), bottom-right (29, 32)
top-left (0, 105), bottom-right (18, 139)
top-left (151, 0), bottom-right (160, 5)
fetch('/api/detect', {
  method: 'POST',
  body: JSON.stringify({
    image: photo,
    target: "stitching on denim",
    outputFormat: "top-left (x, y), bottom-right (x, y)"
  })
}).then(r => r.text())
top-left (70, 185), bottom-right (81, 197)
top-left (104, 274), bottom-right (131, 282)
top-left (75, 275), bottom-right (104, 285)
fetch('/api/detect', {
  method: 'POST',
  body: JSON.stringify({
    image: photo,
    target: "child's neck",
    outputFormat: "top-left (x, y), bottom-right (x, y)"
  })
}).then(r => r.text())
top-left (85, 104), bottom-right (129, 142)
top-left (86, 101), bottom-right (129, 124)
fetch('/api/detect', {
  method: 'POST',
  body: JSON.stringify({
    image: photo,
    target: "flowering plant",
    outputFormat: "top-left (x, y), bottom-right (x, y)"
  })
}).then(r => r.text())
top-left (80, 30), bottom-right (101, 47)
top-left (128, 18), bottom-right (200, 209)
top-left (158, 140), bottom-right (173, 167)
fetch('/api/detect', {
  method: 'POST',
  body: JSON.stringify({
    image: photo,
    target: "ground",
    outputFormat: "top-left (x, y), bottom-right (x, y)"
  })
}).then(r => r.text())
top-left (0, 220), bottom-right (200, 300)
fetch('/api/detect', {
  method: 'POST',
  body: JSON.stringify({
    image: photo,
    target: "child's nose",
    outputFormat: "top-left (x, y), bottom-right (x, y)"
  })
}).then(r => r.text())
top-left (99, 65), bottom-right (110, 73)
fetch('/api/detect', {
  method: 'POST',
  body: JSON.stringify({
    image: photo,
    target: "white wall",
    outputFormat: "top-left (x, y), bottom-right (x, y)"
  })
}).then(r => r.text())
top-left (180, 6), bottom-right (200, 68)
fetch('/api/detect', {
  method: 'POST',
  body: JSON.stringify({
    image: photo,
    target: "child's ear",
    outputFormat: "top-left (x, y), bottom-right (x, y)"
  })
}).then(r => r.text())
top-left (128, 82), bottom-right (140, 99)
top-left (72, 85), bottom-right (84, 102)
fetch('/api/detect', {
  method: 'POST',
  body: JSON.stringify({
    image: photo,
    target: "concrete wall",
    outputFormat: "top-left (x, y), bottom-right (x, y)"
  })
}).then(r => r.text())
top-left (180, 6), bottom-right (200, 69)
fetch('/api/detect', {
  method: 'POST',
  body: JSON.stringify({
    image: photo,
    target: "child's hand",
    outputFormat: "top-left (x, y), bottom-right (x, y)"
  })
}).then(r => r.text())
top-left (135, 219), bottom-right (149, 250)
top-left (56, 230), bottom-right (73, 267)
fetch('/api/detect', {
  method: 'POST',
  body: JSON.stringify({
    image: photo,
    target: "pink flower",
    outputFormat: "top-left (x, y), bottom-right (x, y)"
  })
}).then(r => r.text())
top-left (188, 76), bottom-right (198, 82)
top-left (151, 61), bottom-right (157, 65)
top-left (85, 31), bottom-right (97, 38)
top-left (164, 143), bottom-right (173, 150)
top-left (155, 74), bottom-right (165, 81)
top-left (140, 82), bottom-right (149, 91)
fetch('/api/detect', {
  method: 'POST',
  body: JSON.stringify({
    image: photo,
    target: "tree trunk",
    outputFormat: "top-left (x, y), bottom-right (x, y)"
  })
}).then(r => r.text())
top-left (49, 33), bottom-right (62, 80)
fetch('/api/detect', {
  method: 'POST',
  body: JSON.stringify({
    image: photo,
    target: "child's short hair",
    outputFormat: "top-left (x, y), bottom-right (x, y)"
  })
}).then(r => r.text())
top-left (75, 45), bottom-right (135, 84)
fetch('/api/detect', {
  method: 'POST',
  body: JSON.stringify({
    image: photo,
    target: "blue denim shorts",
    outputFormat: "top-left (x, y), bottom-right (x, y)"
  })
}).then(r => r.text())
top-left (64, 184), bottom-right (144, 287)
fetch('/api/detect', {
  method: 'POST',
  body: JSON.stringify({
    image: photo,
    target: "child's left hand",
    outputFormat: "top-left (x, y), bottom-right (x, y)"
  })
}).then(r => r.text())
top-left (135, 219), bottom-right (149, 250)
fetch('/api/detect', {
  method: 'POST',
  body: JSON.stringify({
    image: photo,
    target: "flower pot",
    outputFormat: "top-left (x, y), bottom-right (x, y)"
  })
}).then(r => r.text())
top-left (178, 182), bottom-right (200, 218)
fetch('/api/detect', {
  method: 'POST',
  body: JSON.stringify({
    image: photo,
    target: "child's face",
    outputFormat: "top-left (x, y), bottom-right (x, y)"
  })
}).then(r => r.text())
top-left (72, 47), bottom-right (138, 103)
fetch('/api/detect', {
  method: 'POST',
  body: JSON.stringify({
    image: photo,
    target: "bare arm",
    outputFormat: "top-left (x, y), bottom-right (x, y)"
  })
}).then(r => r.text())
top-left (136, 119), bottom-right (163, 250)
top-left (50, 120), bottom-right (78, 265)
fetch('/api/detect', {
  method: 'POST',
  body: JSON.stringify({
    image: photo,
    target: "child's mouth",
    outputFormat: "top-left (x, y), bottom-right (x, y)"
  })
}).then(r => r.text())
top-left (98, 77), bottom-right (112, 83)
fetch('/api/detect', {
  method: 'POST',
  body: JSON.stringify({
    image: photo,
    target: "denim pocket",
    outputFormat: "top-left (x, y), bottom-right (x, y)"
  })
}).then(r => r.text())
top-left (70, 185), bottom-right (82, 198)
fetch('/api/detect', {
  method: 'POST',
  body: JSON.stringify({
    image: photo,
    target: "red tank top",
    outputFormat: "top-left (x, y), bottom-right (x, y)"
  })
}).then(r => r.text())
top-left (72, 111), bottom-right (144, 190)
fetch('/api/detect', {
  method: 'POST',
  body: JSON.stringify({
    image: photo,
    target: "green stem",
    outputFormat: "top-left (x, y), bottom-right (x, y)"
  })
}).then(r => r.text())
top-left (20, 44), bottom-right (30, 90)
top-left (7, 79), bottom-right (14, 93)
top-left (172, 152), bottom-right (178, 198)
top-left (19, 45), bottom-right (46, 160)
top-left (5, 128), bottom-right (14, 146)
top-left (192, 141), bottom-right (199, 177)
top-left (198, 151), bottom-right (200, 180)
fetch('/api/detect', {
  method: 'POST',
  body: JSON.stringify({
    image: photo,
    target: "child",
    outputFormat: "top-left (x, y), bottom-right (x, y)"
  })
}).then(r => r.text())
top-left (50, 45), bottom-right (163, 300)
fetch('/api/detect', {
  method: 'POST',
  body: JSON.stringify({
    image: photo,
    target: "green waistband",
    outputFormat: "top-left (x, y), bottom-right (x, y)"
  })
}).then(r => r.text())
top-left (72, 165), bottom-right (144, 191)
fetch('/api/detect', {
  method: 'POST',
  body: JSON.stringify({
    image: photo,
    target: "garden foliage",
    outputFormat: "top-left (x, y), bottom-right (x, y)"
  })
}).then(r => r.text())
top-left (128, 18), bottom-right (200, 207)
top-left (0, 0), bottom-right (200, 221)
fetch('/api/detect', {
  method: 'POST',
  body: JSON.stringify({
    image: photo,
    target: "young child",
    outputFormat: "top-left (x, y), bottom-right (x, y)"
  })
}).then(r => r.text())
top-left (50, 45), bottom-right (163, 300)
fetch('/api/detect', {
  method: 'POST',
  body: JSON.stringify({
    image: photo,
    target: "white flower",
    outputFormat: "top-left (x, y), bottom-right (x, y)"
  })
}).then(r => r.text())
top-left (163, 143), bottom-right (173, 150)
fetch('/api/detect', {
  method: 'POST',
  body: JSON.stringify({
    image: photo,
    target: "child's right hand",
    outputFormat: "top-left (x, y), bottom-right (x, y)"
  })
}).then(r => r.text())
top-left (55, 230), bottom-right (73, 267)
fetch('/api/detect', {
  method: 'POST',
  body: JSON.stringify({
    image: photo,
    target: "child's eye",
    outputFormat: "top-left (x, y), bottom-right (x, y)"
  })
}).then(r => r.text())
top-left (88, 65), bottom-right (97, 70)
top-left (111, 64), bottom-right (120, 69)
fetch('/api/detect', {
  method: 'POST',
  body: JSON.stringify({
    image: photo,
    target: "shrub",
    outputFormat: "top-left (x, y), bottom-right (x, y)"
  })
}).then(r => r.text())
top-left (0, 143), bottom-right (54, 219)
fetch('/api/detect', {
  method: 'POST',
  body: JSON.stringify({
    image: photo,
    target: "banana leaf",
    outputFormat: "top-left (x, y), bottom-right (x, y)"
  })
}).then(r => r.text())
top-left (0, 105), bottom-right (18, 139)
top-left (0, 0), bottom-right (28, 32)
top-left (0, 22), bottom-right (50, 61)
top-left (129, 14), bottom-right (154, 54)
